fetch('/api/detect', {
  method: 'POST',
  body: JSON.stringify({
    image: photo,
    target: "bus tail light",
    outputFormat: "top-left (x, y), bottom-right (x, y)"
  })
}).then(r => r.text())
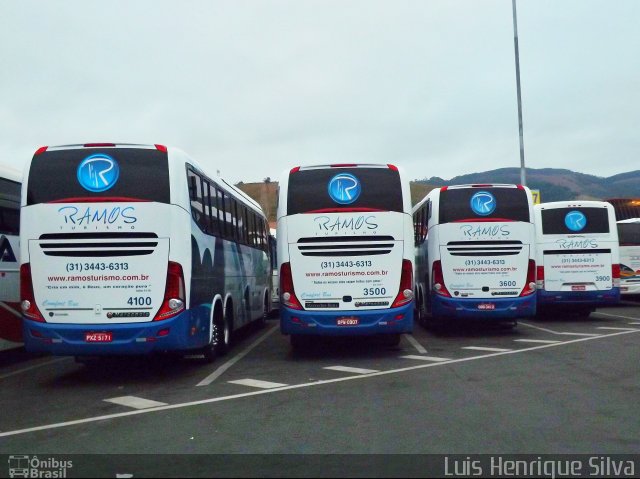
top-left (612, 264), bottom-right (621, 288)
top-left (280, 262), bottom-right (303, 310)
top-left (20, 264), bottom-right (45, 322)
top-left (391, 260), bottom-right (414, 308)
top-left (536, 265), bottom-right (545, 290)
top-left (520, 260), bottom-right (537, 297)
top-left (431, 260), bottom-right (451, 298)
top-left (154, 262), bottom-right (185, 321)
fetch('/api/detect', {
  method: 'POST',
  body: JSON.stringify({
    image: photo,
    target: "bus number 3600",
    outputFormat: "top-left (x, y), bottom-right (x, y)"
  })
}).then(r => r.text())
top-left (128, 296), bottom-right (152, 306)
top-left (363, 287), bottom-right (386, 296)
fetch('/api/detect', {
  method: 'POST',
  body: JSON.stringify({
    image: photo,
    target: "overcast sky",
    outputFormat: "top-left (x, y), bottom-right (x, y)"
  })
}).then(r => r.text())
top-left (1, 0), bottom-right (638, 184)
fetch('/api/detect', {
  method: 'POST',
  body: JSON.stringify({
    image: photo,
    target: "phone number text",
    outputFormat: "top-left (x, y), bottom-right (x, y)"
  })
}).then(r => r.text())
top-left (66, 262), bottom-right (130, 273)
top-left (320, 260), bottom-right (373, 269)
top-left (464, 259), bottom-right (506, 266)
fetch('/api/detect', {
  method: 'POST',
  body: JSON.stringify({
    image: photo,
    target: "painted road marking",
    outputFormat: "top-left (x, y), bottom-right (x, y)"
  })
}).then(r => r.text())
top-left (630, 323), bottom-right (640, 325)
top-left (2, 328), bottom-right (639, 439)
top-left (513, 339), bottom-right (561, 344)
top-left (596, 327), bottom-right (639, 332)
top-left (104, 396), bottom-right (168, 410)
top-left (404, 334), bottom-right (427, 354)
top-left (400, 355), bottom-right (451, 362)
top-left (0, 357), bottom-right (69, 381)
top-left (462, 346), bottom-right (512, 353)
top-left (196, 324), bottom-right (278, 387)
top-left (228, 379), bottom-right (288, 389)
top-left (324, 366), bottom-right (380, 375)
top-left (593, 312), bottom-right (640, 321)
top-left (519, 322), bottom-right (601, 337)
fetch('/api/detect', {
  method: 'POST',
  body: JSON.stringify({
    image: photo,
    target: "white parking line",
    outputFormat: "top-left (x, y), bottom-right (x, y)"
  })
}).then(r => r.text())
top-left (519, 322), bottom-right (601, 337)
top-left (630, 323), bottom-right (640, 326)
top-left (462, 346), bottom-right (512, 353)
top-left (104, 396), bottom-right (168, 410)
top-left (228, 379), bottom-right (288, 389)
top-left (0, 357), bottom-right (69, 381)
top-left (596, 327), bottom-right (639, 332)
top-left (400, 355), bottom-right (451, 362)
top-left (513, 339), bottom-right (561, 344)
top-left (324, 366), bottom-right (379, 375)
top-left (404, 334), bottom-right (427, 354)
top-left (1, 328), bottom-right (638, 439)
top-left (196, 324), bottom-right (278, 387)
top-left (593, 312), bottom-right (640, 321)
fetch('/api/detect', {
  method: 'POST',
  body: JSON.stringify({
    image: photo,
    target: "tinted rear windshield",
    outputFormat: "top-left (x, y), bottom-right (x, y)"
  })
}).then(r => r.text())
top-left (287, 167), bottom-right (403, 215)
top-left (617, 223), bottom-right (640, 245)
top-left (27, 148), bottom-right (170, 205)
top-left (541, 207), bottom-right (610, 234)
top-left (439, 187), bottom-right (530, 223)
top-left (0, 177), bottom-right (20, 235)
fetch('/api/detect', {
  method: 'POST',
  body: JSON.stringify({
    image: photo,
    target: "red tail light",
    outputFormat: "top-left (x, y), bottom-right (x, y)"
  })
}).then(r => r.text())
top-left (154, 262), bottom-right (186, 321)
top-left (536, 265), bottom-right (545, 289)
top-left (519, 260), bottom-right (537, 297)
top-left (20, 264), bottom-right (45, 322)
top-left (612, 263), bottom-right (621, 287)
top-left (431, 260), bottom-right (451, 298)
top-left (391, 260), bottom-right (414, 308)
top-left (155, 144), bottom-right (167, 152)
top-left (34, 146), bottom-right (48, 155)
top-left (280, 262), bottom-right (303, 310)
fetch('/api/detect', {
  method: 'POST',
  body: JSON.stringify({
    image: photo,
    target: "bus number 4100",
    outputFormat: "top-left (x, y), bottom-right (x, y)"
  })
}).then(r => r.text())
top-left (128, 296), bottom-right (152, 306)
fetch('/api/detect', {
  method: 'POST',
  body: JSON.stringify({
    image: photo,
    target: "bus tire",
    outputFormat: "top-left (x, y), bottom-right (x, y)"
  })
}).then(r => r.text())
top-left (290, 334), bottom-right (310, 353)
top-left (201, 306), bottom-right (229, 362)
top-left (382, 333), bottom-right (401, 347)
top-left (257, 295), bottom-right (268, 329)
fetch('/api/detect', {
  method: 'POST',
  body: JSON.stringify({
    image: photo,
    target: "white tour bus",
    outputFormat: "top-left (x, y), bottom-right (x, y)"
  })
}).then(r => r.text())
top-left (534, 201), bottom-right (620, 316)
top-left (21, 143), bottom-right (271, 360)
top-left (0, 164), bottom-right (22, 350)
top-left (277, 164), bottom-right (414, 348)
top-left (413, 184), bottom-right (536, 326)
top-left (616, 218), bottom-right (640, 296)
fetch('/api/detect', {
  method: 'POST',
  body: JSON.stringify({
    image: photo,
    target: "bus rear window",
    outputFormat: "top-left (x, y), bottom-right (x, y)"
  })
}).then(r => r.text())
top-left (439, 187), bottom-right (530, 224)
top-left (617, 223), bottom-right (640, 245)
top-left (27, 148), bottom-right (170, 205)
top-left (541, 207), bottom-right (610, 234)
top-left (287, 167), bottom-right (403, 215)
top-left (0, 178), bottom-right (20, 235)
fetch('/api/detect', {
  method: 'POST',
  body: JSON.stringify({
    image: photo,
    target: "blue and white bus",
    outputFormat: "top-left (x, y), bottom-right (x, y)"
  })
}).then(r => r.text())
top-left (534, 201), bottom-right (620, 316)
top-left (413, 184), bottom-right (536, 326)
top-left (21, 143), bottom-right (271, 360)
top-left (277, 164), bottom-right (414, 349)
top-left (0, 164), bottom-right (22, 349)
top-left (617, 219), bottom-right (640, 296)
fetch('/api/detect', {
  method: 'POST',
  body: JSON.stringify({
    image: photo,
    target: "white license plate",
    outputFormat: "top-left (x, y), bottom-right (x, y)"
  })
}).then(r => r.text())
top-left (571, 285), bottom-right (586, 291)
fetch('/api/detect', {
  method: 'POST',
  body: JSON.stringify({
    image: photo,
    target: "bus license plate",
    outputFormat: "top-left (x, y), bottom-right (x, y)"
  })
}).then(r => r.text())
top-left (571, 285), bottom-right (586, 291)
top-left (478, 303), bottom-right (495, 311)
top-left (85, 332), bottom-right (113, 343)
top-left (337, 317), bottom-right (359, 326)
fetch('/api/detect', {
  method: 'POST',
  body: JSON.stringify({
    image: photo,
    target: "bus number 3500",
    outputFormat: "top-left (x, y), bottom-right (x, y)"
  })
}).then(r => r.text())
top-left (128, 296), bottom-right (152, 306)
top-left (363, 287), bottom-right (386, 296)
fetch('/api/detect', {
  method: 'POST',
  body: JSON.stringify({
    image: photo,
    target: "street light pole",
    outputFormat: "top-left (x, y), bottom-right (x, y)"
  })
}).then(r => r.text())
top-left (512, 0), bottom-right (527, 186)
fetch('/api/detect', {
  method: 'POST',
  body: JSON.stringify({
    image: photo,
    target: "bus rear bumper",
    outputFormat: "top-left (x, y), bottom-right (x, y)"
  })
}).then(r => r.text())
top-left (537, 288), bottom-right (620, 306)
top-left (22, 311), bottom-right (195, 356)
top-left (280, 302), bottom-right (413, 336)
top-left (620, 282), bottom-right (640, 296)
top-left (431, 294), bottom-right (536, 320)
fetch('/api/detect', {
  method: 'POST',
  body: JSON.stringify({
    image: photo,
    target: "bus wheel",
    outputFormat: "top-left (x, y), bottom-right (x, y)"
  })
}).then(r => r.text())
top-left (290, 335), bottom-right (310, 353)
top-left (202, 311), bottom-right (230, 362)
top-left (257, 297), bottom-right (268, 329)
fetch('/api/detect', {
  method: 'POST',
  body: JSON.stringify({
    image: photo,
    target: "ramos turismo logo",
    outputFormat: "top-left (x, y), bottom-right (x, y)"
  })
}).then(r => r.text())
top-left (77, 154), bottom-right (120, 192)
top-left (328, 173), bottom-right (361, 205)
top-left (470, 191), bottom-right (496, 216)
top-left (565, 210), bottom-right (587, 232)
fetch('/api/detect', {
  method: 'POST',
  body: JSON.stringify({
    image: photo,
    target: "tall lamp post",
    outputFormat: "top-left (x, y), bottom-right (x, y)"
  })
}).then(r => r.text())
top-left (512, 0), bottom-right (527, 186)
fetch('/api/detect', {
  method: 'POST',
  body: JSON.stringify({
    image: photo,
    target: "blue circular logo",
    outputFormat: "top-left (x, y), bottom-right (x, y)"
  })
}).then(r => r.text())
top-left (565, 210), bottom-right (587, 232)
top-left (328, 173), bottom-right (361, 205)
top-left (470, 191), bottom-right (496, 216)
top-left (77, 154), bottom-right (120, 192)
